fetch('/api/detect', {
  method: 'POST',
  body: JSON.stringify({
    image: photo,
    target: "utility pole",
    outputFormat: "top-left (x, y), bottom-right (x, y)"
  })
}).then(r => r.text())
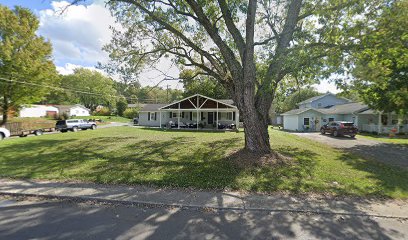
top-left (166, 85), bottom-right (170, 103)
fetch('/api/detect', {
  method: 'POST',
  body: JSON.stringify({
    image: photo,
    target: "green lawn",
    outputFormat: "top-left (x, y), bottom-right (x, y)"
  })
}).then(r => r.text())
top-left (0, 127), bottom-right (407, 198)
top-left (359, 133), bottom-right (408, 145)
top-left (75, 115), bottom-right (131, 123)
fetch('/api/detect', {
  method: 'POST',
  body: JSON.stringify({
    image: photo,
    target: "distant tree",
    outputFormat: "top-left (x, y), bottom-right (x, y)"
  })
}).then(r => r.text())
top-left (180, 69), bottom-right (229, 99)
top-left (60, 69), bottom-right (118, 111)
top-left (0, 5), bottom-right (58, 125)
top-left (350, 0), bottom-right (408, 114)
top-left (277, 87), bottom-right (320, 113)
top-left (116, 98), bottom-right (128, 116)
top-left (123, 108), bottom-right (139, 119)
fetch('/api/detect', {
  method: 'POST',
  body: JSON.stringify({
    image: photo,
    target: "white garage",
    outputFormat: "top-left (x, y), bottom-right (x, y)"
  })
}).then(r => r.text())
top-left (19, 105), bottom-right (59, 118)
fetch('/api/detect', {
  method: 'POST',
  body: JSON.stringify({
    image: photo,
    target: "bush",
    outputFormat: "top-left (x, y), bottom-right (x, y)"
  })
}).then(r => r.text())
top-left (94, 107), bottom-right (111, 116)
top-left (116, 100), bottom-right (127, 117)
top-left (123, 108), bottom-right (139, 119)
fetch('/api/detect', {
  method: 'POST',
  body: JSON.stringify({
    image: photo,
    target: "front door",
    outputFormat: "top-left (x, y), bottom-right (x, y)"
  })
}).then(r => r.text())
top-left (208, 112), bottom-right (214, 124)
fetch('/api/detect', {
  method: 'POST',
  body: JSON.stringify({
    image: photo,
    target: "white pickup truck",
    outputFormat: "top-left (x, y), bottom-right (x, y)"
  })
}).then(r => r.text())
top-left (0, 127), bottom-right (11, 140)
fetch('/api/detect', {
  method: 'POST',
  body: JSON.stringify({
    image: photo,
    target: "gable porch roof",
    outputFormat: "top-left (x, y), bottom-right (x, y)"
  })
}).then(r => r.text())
top-left (158, 94), bottom-right (237, 110)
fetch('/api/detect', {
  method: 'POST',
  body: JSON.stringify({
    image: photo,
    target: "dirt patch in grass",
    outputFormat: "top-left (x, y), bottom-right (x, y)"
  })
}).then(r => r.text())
top-left (229, 149), bottom-right (293, 168)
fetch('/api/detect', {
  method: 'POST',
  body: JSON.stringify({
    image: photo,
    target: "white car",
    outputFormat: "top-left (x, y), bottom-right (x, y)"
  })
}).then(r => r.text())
top-left (0, 127), bottom-right (11, 140)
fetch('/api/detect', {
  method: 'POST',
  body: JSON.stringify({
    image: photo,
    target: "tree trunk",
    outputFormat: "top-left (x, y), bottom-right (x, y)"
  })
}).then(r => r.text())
top-left (242, 108), bottom-right (271, 153)
top-left (1, 97), bottom-right (9, 127)
top-left (234, 84), bottom-right (271, 154)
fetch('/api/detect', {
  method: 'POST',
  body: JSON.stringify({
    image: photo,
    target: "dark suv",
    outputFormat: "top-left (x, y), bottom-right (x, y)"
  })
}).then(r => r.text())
top-left (320, 121), bottom-right (358, 138)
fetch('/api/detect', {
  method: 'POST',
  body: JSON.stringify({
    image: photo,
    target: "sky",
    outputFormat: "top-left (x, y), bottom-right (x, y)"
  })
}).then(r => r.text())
top-left (0, 0), bottom-right (340, 93)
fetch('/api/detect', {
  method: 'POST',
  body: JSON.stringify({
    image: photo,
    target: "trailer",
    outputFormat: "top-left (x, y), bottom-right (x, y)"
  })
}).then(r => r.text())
top-left (5, 121), bottom-right (56, 137)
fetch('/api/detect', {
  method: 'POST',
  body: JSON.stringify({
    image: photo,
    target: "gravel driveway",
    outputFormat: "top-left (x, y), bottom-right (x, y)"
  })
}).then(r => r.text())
top-left (291, 132), bottom-right (408, 168)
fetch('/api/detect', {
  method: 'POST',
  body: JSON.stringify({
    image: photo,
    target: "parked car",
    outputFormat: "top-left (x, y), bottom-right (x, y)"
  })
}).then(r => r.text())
top-left (56, 119), bottom-right (97, 132)
top-left (0, 127), bottom-right (11, 140)
top-left (320, 121), bottom-right (358, 138)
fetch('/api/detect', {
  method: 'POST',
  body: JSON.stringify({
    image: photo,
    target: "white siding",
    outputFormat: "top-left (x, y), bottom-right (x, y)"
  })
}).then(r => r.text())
top-left (69, 106), bottom-right (90, 117)
top-left (138, 112), bottom-right (165, 127)
top-left (298, 110), bottom-right (324, 131)
top-left (283, 115), bottom-right (299, 131)
top-left (19, 106), bottom-right (59, 118)
top-left (310, 95), bottom-right (349, 108)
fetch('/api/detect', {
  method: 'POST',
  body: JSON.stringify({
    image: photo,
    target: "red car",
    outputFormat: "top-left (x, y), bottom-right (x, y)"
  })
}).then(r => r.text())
top-left (320, 121), bottom-right (358, 138)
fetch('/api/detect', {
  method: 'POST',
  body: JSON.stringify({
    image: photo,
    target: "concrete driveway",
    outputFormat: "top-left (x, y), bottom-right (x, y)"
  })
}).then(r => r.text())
top-left (291, 132), bottom-right (408, 168)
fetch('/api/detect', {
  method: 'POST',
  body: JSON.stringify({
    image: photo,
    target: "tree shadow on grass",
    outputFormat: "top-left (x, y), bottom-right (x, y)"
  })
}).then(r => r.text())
top-left (337, 150), bottom-right (408, 197)
top-left (226, 146), bottom-right (319, 193)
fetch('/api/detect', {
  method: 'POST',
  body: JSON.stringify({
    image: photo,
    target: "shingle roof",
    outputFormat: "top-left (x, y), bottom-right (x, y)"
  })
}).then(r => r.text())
top-left (281, 108), bottom-right (323, 115)
top-left (297, 93), bottom-right (351, 105)
top-left (140, 104), bottom-right (168, 111)
top-left (358, 109), bottom-right (380, 115)
top-left (297, 93), bottom-right (332, 105)
top-left (128, 103), bottom-right (146, 108)
top-left (282, 102), bottom-right (369, 115)
top-left (218, 99), bottom-right (235, 106)
top-left (319, 102), bottom-right (368, 114)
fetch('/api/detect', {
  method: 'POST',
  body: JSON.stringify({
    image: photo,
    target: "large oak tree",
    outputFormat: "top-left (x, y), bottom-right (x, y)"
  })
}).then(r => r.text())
top-left (98, 0), bottom-right (390, 153)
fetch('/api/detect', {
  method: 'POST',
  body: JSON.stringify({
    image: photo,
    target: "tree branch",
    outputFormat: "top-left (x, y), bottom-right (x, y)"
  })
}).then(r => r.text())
top-left (217, 0), bottom-right (246, 60)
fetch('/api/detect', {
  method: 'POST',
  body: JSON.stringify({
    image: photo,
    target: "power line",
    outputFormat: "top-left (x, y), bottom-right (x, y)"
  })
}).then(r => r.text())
top-left (0, 76), bottom-right (141, 101)
top-left (0, 77), bottom-right (182, 103)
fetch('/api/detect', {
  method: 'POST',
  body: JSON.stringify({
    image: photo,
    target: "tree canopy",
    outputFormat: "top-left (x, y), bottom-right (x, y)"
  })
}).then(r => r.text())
top-left (49, 69), bottom-right (118, 112)
top-left (350, 0), bottom-right (408, 114)
top-left (0, 5), bottom-right (58, 124)
top-left (276, 87), bottom-right (320, 113)
top-left (179, 69), bottom-right (229, 99)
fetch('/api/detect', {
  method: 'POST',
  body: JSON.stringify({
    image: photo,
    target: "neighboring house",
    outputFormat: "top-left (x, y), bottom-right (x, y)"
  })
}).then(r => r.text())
top-left (55, 104), bottom-right (90, 117)
top-left (138, 94), bottom-right (240, 129)
top-left (19, 105), bottom-right (59, 118)
top-left (297, 93), bottom-right (351, 109)
top-left (282, 93), bottom-right (408, 134)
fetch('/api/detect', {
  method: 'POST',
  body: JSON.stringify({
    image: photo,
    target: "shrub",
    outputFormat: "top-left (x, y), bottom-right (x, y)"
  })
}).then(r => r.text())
top-left (116, 100), bottom-right (127, 117)
top-left (123, 108), bottom-right (139, 119)
top-left (94, 107), bottom-right (111, 116)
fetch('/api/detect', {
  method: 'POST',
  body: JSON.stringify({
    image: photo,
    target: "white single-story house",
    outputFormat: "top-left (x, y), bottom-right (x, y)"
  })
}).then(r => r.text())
top-left (55, 104), bottom-right (91, 117)
top-left (282, 93), bottom-right (408, 134)
top-left (138, 94), bottom-right (240, 130)
top-left (19, 105), bottom-right (59, 118)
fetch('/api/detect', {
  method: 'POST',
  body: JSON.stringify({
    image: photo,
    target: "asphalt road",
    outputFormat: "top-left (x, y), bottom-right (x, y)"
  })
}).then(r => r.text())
top-left (0, 196), bottom-right (406, 240)
top-left (292, 132), bottom-right (408, 168)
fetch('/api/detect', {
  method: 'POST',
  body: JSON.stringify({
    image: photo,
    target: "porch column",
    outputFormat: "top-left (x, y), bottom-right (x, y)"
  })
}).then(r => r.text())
top-left (178, 103), bottom-right (180, 129)
top-left (216, 102), bottom-right (219, 130)
top-left (236, 110), bottom-right (239, 130)
top-left (196, 96), bottom-right (199, 130)
top-left (378, 113), bottom-right (382, 134)
top-left (159, 110), bottom-right (162, 128)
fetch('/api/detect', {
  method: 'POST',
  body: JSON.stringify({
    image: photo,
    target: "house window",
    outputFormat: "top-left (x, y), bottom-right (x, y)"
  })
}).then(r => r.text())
top-left (148, 112), bottom-right (157, 121)
top-left (226, 112), bottom-right (233, 121)
top-left (391, 119), bottom-right (398, 124)
top-left (303, 118), bottom-right (310, 126)
top-left (172, 112), bottom-right (180, 118)
top-left (329, 117), bottom-right (334, 122)
top-left (381, 115), bottom-right (388, 125)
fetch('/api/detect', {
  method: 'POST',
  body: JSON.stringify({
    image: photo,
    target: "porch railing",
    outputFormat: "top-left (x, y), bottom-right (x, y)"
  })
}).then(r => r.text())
top-left (361, 124), bottom-right (408, 134)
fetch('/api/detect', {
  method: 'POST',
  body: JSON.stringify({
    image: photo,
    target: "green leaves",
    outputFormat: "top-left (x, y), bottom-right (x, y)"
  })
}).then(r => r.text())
top-left (351, 1), bottom-right (408, 114)
top-left (0, 5), bottom-right (58, 123)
